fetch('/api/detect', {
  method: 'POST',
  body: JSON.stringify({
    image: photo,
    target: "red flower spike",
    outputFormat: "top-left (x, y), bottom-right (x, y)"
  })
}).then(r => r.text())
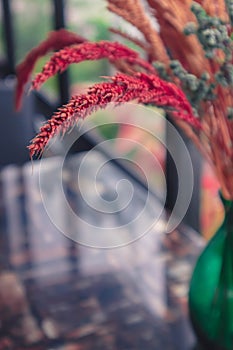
top-left (31, 41), bottom-right (155, 90)
top-left (28, 72), bottom-right (200, 158)
top-left (15, 29), bottom-right (86, 110)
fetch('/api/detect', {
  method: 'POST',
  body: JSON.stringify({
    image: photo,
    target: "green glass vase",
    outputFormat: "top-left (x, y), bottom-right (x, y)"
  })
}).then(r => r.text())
top-left (189, 194), bottom-right (233, 349)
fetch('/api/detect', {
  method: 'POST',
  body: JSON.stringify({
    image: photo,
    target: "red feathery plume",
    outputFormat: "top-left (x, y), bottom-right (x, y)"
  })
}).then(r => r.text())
top-left (15, 29), bottom-right (86, 110)
top-left (28, 72), bottom-right (200, 158)
top-left (31, 41), bottom-right (155, 90)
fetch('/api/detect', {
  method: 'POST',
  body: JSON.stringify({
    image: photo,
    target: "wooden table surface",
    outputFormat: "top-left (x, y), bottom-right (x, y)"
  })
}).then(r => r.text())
top-left (0, 152), bottom-right (203, 350)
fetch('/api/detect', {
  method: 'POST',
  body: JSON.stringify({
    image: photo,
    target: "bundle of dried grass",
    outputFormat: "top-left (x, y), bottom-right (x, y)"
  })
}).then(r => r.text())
top-left (16, 1), bottom-right (233, 198)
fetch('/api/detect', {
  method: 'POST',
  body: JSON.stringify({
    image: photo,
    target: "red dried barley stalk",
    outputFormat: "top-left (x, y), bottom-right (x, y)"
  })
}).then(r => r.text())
top-left (15, 29), bottom-right (86, 110)
top-left (28, 72), bottom-right (199, 158)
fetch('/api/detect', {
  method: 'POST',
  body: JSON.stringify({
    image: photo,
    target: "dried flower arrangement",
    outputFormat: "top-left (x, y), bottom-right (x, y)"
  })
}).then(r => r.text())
top-left (16, 0), bottom-right (233, 200)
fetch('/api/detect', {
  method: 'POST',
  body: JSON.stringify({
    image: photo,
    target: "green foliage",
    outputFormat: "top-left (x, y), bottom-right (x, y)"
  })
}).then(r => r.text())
top-left (169, 60), bottom-right (215, 113)
top-left (174, 1), bottom-right (233, 119)
top-left (97, 122), bottom-right (119, 139)
top-left (186, 2), bottom-right (232, 59)
top-left (225, 0), bottom-right (233, 25)
top-left (14, 0), bottom-right (52, 64)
